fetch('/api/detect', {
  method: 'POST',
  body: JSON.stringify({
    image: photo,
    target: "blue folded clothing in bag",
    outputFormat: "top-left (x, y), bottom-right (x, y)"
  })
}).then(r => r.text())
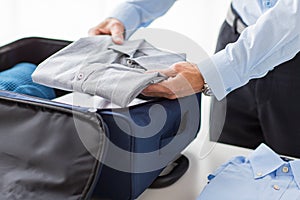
top-left (0, 62), bottom-right (55, 99)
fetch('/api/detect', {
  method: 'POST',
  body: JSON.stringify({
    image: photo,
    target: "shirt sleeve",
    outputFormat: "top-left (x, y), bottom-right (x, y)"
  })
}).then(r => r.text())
top-left (109, 0), bottom-right (176, 38)
top-left (198, 0), bottom-right (300, 100)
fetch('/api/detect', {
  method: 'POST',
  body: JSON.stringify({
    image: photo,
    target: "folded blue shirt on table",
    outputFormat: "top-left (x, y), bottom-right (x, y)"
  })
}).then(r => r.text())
top-left (197, 143), bottom-right (300, 200)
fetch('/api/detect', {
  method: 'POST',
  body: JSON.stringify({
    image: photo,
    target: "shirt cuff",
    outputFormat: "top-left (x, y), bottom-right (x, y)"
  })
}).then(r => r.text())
top-left (197, 50), bottom-right (244, 100)
top-left (109, 3), bottom-right (141, 39)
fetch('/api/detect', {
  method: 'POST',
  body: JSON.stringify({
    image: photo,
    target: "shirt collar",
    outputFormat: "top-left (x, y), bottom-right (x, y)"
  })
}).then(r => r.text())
top-left (108, 39), bottom-right (156, 57)
top-left (248, 143), bottom-right (300, 189)
top-left (290, 160), bottom-right (300, 189)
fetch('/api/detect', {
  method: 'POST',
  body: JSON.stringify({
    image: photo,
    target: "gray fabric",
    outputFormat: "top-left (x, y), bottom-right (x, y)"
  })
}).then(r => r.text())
top-left (0, 92), bottom-right (106, 200)
top-left (32, 36), bottom-right (186, 107)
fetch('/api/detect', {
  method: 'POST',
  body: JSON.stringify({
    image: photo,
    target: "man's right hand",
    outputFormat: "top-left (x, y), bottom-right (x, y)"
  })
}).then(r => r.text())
top-left (142, 62), bottom-right (205, 99)
top-left (88, 18), bottom-right (125, 44)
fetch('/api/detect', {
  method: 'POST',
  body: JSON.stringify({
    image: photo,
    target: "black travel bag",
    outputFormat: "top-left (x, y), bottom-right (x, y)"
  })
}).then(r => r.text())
top-left (0, 37), bottom-right (201, 200)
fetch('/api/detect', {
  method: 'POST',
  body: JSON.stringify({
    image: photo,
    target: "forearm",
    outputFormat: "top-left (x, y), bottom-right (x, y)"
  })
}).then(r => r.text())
top-left (199, 0), bottom-right (300, 100)
top-left (109, 0), bottom-right (176, 38)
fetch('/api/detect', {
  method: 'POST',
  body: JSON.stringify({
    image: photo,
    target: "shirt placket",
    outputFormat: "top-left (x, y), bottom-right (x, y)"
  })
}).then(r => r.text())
top-left (73, 67), bottom-right (97, 95)
top-left (262, 0), bottom-right (274, 10)
top-left (260, 165), bottom-right (294, 200)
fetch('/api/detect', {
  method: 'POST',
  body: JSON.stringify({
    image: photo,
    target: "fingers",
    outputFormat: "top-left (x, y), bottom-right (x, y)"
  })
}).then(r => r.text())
top-left (142, 62), bottom-right (205, 99)
top-left (110, 22), bottom-right (125, 44)
top-left (88, 28), bottom-right (99, 36)
top-left (142, 83), bottom-right (177, 99)
top-left (142, 67), bottom-right (179, 99)
top-left (147, 68), bottom-right (178, 78)
top-left (146, 62), bottom-right (193, 78)
top-left (88, 18), bottom-right (125, 44)
top-left (88, 21), bottom-right (109, 36)
top-left (142, 75), bottom-right (185, 99)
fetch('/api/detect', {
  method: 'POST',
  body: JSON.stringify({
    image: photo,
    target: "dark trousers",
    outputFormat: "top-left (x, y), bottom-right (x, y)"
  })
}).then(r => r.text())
top-left (210, 21), bottom-right (300, 158)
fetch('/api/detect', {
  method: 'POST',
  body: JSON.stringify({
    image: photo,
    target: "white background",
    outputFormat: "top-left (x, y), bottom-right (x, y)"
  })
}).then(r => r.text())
top-left (0, 0), bottom-right (231, 54)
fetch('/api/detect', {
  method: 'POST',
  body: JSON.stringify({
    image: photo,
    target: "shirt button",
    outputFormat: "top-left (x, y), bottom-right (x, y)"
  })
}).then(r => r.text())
top-left (282, 167), bottom-right (289, 173)
top-left (265, 0), bottom-right (271, 7)
top-left (226, 87), bottom-right (232, 92)
top-left (77, 73), bottom-right (84, 80)
top-left (256, 172), bottom-right (263, 177)
top-left (273, 185), bottom-right (280, 190)
top-left (127, 59), bottom-right (133, 65)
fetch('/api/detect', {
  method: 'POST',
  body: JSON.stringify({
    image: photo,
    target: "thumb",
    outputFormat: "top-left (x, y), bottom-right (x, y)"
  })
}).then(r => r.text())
top-left (111, 23), bottom-right (125, 44)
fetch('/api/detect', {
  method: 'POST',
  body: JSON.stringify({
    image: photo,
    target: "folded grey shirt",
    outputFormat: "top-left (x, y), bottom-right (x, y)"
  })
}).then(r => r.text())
top-left (32, 36), bottom-right (186, 107)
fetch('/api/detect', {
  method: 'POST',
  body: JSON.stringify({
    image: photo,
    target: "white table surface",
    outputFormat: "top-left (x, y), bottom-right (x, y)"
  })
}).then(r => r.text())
top-left (137, 96), bottom-right (253, 200)
top-left (138, 140), bottom-right (253, 200)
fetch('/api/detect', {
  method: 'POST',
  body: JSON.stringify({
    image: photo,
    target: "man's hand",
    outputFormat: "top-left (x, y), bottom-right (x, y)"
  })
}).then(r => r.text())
top-left (142, 62), bottom-right (205, 99)
top-left (88, 18), bottom-right (125, 44)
